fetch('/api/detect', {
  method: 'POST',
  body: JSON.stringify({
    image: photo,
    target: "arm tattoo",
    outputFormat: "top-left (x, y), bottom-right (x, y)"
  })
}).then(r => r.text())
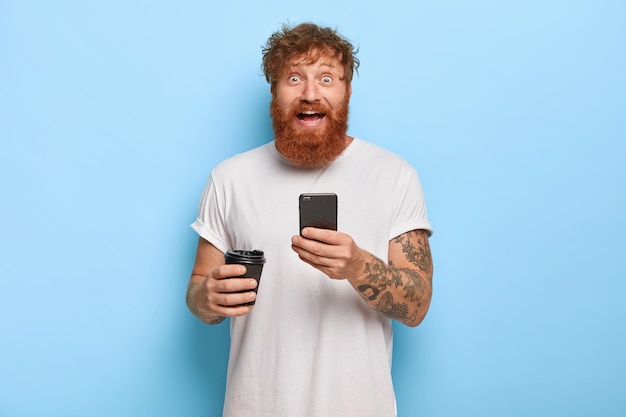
top-left (394, 230), bottom-right (433, 278)
top-left (357, 230), bottom-right (432, 323)
top-left (187, 282), bottom-right (225, 325)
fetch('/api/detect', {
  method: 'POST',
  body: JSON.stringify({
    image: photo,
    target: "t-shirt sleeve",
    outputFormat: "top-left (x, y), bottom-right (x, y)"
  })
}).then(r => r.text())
top-left (389, 165), bottom-right (433, 240)
top-left (190, 174), bottom-right (231, 254)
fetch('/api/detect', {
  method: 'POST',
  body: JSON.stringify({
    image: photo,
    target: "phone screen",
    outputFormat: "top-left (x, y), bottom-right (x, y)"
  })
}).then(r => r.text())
top-left (299, 193), bottom-right (337, 234)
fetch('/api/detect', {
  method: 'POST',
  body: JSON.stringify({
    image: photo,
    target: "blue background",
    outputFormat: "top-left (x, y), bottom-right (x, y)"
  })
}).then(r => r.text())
top-left (1, 1), bottom-right (625, 416)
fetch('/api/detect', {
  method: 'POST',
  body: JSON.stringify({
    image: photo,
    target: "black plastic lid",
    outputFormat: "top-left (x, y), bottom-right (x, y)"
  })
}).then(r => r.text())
top-left (224, 249), bottom-right (266, 263)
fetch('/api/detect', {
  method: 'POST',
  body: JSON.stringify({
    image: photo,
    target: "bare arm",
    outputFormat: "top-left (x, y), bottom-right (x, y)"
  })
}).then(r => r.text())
top-left (186, 238), bottom-right (258, 325)
top-left (354, 230), bottom-right (433, 326)
top-left (291, 228), bottom-right (433, 327)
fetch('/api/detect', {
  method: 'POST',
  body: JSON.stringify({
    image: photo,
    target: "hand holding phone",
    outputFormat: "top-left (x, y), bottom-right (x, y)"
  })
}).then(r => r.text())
top-left (295, 193), bottom-right (365, 280)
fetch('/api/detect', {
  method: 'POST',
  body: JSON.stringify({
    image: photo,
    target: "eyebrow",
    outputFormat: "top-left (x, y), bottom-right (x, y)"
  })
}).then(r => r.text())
top-left (317, 62), bottom-right (336, 69)
top-left (290, 56), bottom-right (337, 68)
top-left (290, 63), bottom-right (338, 75)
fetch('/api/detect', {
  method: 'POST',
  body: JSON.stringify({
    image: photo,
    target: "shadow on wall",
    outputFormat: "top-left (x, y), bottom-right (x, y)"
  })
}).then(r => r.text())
top-left (177, 87), bottom-right (280, 416)
top-left (239, 88), bottom-right (274, 152)
top-left (391, 322), bottom-right (432, 413)
top-left (177, 90), bottom-right (274, 417)
top-left (185, 312), bottom-right (231, 415)
top-left (176, 217), bottom-right (231, 416)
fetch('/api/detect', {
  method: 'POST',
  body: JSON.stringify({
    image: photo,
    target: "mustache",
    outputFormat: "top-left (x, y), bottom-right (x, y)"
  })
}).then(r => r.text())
top-left (288, 102), bottom-right (331, 118)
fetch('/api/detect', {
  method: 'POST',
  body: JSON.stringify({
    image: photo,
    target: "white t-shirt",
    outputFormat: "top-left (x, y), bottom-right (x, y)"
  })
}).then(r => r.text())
top-left (192, 138), bottom-right (432, 417)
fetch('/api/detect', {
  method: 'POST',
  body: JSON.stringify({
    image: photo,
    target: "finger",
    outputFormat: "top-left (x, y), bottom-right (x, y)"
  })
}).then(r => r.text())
top-left (214, 290), bottom-right (257, 308)
top-left (211, 302), bottom-right (255, 317)
top-left (212, 264), bottom-right (247, 280)
top-left (292, 234), bottom-right (333, 258)
top-left (301, 227), bottom-right (340, 244)
top-left (291, 243), bottom-right (333, 268)
top-left (214, 277), bottom-right (258, 293)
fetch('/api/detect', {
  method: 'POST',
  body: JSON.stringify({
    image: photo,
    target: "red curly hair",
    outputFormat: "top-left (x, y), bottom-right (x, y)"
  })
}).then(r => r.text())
top-left (262, 22), bottom-right (359, 85)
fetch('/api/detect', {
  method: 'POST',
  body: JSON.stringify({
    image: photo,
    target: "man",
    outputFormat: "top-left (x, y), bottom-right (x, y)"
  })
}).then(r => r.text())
top-left (187, 22), bottom-right (433, 417)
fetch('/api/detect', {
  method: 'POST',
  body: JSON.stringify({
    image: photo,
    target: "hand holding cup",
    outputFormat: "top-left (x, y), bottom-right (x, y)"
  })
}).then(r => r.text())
top-left (223, 250), bottom-right (266, 306)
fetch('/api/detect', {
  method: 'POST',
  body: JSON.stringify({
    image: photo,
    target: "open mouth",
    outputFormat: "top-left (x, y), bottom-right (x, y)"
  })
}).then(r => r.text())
top-left (297, 110), bottom-right (326, 124)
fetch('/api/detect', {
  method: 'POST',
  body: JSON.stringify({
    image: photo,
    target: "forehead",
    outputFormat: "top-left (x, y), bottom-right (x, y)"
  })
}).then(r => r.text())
top-left (286, 50), bottom-right (344, 73)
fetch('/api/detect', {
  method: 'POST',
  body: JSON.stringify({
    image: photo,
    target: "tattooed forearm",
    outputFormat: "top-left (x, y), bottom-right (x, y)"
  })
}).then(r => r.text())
top-left (186, 280), bottom-right (225, 325)
top-left (355, 230), bottom-right (433, 326)
top-left (358, 257), bottom-right (425, 322)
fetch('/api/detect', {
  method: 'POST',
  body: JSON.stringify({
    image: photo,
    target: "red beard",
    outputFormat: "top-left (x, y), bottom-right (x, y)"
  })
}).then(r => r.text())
top-left (271, 93), bottom-right (350, 168)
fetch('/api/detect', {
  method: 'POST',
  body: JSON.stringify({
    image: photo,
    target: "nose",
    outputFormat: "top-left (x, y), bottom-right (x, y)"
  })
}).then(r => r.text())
top-left (300, 81), bottom-right (320, 103)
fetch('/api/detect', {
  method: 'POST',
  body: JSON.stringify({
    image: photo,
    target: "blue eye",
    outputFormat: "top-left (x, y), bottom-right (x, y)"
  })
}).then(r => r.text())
top-left (289, 76), bottom-right (300, 82)
top-left (322, 76), bottom-right (332, 83)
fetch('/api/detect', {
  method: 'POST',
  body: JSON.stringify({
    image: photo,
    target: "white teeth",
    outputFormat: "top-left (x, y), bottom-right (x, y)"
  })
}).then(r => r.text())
top-left (302, 111), bottom-right (318, 115)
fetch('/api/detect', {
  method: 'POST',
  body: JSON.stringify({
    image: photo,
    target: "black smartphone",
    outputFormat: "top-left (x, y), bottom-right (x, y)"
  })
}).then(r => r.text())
top-left (299, 193), bottom-right (337, 235)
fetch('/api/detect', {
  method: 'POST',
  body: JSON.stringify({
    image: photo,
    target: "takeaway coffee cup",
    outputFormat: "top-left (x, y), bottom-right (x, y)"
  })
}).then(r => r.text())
top-left (224, 249), bottom-right (266, 306)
